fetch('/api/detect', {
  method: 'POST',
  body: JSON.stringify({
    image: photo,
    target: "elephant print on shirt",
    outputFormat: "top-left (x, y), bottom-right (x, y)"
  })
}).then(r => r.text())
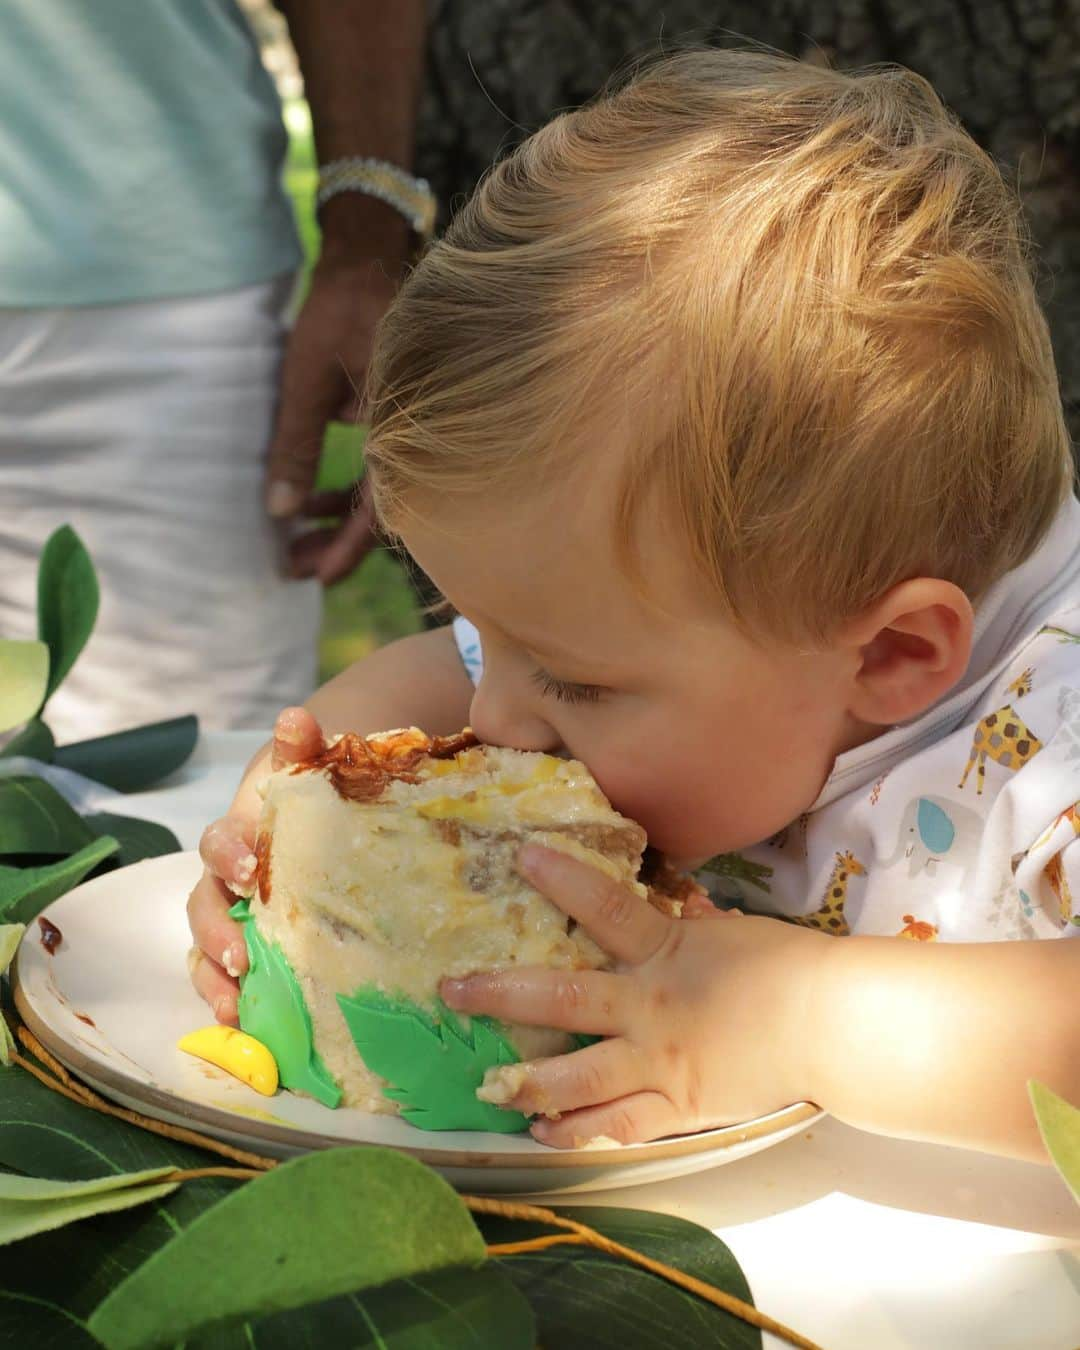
top-left (881, 795), bottom-right (983, 884)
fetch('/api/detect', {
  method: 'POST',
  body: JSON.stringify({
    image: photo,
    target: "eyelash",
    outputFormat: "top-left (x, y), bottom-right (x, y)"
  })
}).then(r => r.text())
top-left (530, 668), bottom-right (605, 705)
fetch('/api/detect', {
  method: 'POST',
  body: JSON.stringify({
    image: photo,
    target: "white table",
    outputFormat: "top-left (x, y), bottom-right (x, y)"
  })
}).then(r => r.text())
top-left (123, 731), bottom-right (1080, 1350)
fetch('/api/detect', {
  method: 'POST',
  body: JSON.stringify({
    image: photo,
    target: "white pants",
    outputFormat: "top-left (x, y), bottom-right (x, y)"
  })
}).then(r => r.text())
top-left (0, 279), bottom-right (321, 741)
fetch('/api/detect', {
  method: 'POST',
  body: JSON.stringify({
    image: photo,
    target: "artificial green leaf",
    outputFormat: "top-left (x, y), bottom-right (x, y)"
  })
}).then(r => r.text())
top-left (0, 923), bottom-right (24, 977)
top-left (0, 1059), bottom-right (529, 1350)
top-left (1030, 1080), bottom-right (1080, 1206)
top-left (0, 1048), bottom-right (239, 1329)
top-left (1, 923), bottom-right (26, 1065)
top-left (0, 836), bottom-right (120, 924)
top-left (88, 1148), bottom-right (487, 1350)
top-left (54, 715), bottom-right (198, 792)
top-left (1, 717), bottom-right (56, 762)
top-left (188, 1265), bottom-right (535, 1349)
top-left (482, 1205), bottom-right (761, 1350)
top-left (83, 813), bottom-right (180, 866)
top-left (0, 640), bottom-right (50, 734)
top-left (0, 1296), bottom-right (99, 1347)
top-left (37, 526), bottom-right (99, 705)
top-left (337, 988), bottom-right (529, 1132)
top-left (0, 775), bottom-right (97, 856)
top-left (0, 1169), bottom-right (180, 1246)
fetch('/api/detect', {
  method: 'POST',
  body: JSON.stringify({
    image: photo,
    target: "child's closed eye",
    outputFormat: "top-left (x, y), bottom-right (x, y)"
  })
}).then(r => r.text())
top-left (530, 667), bottom-right (607, 705)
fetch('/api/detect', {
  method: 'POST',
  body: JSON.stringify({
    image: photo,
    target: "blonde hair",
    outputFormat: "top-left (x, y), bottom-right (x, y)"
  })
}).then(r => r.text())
top-left (366, 47), bottom-right (1074, 643)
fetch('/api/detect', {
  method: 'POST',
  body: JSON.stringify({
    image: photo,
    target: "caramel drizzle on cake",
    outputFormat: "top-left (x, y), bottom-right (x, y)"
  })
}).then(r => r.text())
top-left (291, 727), bottom-right (480, 804)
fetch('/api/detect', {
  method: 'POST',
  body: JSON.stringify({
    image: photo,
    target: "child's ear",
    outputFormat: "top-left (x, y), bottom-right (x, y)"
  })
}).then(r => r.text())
top-left (839, 579), bottom-right (974, 727)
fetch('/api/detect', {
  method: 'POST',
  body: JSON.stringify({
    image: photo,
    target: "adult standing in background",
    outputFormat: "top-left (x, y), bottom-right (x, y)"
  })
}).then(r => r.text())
top-left (0, 0), bottom-right (431, 740)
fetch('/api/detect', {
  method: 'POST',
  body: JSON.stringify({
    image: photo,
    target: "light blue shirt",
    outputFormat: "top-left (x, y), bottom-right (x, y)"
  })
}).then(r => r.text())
top-left (0, 1), bottom-right (301, 306)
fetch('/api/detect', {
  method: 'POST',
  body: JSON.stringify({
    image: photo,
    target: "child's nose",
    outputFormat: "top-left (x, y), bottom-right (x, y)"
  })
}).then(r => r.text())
top-left (469, 679), bottom-right (562, 754)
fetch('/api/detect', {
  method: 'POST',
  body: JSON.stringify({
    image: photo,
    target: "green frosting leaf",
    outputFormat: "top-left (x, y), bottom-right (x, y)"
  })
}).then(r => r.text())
top-left (230, 899), bottom-right (341, 1109)
top-left (337, 987), bottom-right (529, 1133)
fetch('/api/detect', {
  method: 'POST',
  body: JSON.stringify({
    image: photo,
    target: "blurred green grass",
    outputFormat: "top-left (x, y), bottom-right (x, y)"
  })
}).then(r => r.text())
top-left (283, 99), bottom-right (422, 680)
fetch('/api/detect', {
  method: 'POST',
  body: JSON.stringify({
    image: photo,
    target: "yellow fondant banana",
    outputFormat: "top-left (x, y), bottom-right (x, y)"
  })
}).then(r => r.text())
top-left (178, 1025), bottom-right (279, 1096)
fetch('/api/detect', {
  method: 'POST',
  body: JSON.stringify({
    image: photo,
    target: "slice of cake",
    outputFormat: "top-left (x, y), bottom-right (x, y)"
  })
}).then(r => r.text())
top-left (232, 727), bottom-right (698, 1131)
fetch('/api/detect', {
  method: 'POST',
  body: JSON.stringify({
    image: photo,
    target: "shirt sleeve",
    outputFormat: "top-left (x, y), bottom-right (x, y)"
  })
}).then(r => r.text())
top-left (452, 616), bottom-right (484, 686)
top-left (1012, 803), bottom-right (1080, 936)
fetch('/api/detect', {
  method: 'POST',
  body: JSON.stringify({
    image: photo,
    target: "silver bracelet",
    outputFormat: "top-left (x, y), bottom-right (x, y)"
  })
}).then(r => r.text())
top-left (316, 156), bottom-right (437, 240)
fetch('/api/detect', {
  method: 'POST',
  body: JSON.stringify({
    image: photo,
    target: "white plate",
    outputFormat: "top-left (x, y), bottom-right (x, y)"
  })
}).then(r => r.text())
top-left (12, 851), bottom-right (821, 1194)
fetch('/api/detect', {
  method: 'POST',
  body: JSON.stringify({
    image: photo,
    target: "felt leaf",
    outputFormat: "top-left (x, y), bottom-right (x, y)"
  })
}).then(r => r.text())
top-left (82, 813), bottom-right (180, 866)
top-left (0, 836), bottom-right (120, 925)
top-left (0, 776), bottom-right (97, 856)
top-left (0, 640), bottom-right (50, 734)
top-left (0, 1169), bottom-right (180, 1246)
top-left (88, 1147), bottom-right (487, 1350)
top-left (337, 987), bottom-right (529, 1132)
top-left (482, 1205), bottom-right (761, 1350)
top-left (54, 715), bottom-right (198, 792)
top-left (1, 922), bottom-right (26, 1065)
top-left (37, 526), bottom-right (99, 704)
top-left (1030, 1080), bottom-right (1080, 1206)
top-left (0, 717), bottom-right (56, 762)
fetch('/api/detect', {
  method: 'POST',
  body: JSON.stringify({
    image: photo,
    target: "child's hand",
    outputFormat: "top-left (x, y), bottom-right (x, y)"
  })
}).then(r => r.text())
top-left (440, 843), bottom-right (831, 1148)
top-left (185, 707), bottom-right (325, 1023)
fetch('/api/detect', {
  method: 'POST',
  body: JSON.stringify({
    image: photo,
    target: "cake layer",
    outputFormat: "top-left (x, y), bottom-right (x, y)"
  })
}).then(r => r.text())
top-left (248, 729), bottom-right (649, 1112)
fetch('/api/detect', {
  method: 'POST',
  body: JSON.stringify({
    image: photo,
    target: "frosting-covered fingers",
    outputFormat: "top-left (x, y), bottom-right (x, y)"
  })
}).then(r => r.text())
top-left (270, 706), bottom-right (325, 769)
top-left (186, 870), bottom-right (248, 980)
top-left (517, 843), bottom-right (670, 964)
top-left (186, 945), bottom-right (240, 1025)
top-left (531, 1089), bottom-right (684, 1149)
top-left (440, 966), bottom-right (625, 1036)
top-left (198, 817), bottom-right (257, 893)
top-left (479, 1037), bottom-right (646, 1119)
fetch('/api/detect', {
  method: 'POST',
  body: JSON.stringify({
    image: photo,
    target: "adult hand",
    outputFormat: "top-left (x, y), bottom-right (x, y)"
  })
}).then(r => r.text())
top-left (264, 254), bottom-right (398, 586)
top-left (186, 707), bottom-right (327, 1022)
top-left (440, 843), bottom-right (832, 1147)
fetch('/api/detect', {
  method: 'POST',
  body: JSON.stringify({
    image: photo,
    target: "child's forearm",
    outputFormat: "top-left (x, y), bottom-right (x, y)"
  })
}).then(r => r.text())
top-left (229, 626), bottom-right (474, 819)
top-left (804, 933), bottom-right (1080, 1162)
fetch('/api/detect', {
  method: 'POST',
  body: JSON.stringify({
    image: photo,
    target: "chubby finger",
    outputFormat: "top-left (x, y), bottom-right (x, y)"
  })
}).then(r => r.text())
top-left (481, 1038), bottom-right (647, 1118)
top-left (518, 844), bottom-right (670, 964)
top-left (531, 1090), bottom-right (684, 1149)
top-left (187, 870), bottom-right (248, 978)
top-left (187, 946), bottom-right (240, 1025)
top-left (440, 967), bottom-right (625, 1036)
top-left (271, 706), bottom-right (325, 768)
top-left (199, 817), bottom-right (257, 891)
